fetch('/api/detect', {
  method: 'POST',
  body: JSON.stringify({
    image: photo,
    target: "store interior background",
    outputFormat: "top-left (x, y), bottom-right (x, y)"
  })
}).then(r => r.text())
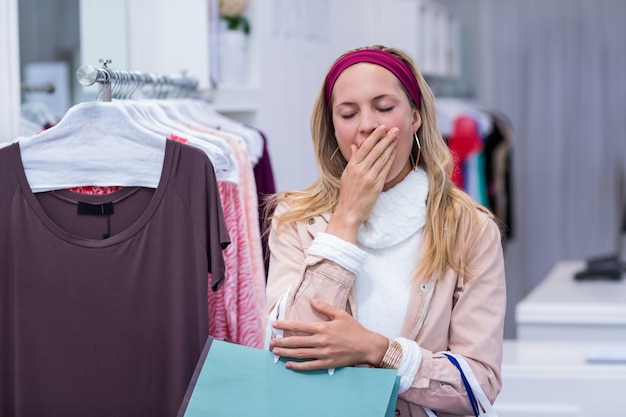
top-left (2, 0), bottom-right (625, 340)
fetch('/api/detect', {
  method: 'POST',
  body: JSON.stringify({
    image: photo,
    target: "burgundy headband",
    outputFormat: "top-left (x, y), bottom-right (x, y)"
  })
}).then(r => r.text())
top-left (324, 49), bottom-right (421, 112)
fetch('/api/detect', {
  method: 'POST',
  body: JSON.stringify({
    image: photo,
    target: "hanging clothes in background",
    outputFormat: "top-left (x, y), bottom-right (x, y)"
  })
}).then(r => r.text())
top-left (20, 101), bottom-right (59, 135)
top-left (252, 129), bottom-right (277, 280)
top-left (179, 112), bottom-right (269, 349)
top-left (436, 97), bottom-right (515, 239)
top-left (483, 111), bottom-right (514, 239)
top-left (20, 81), bottom-right (62, 135)
top-left (0, 101), bottom-right (231, 417)
top-left (160, 98), bottom-right (269, 349)
top-left (0, 67), bottom-right (277, 416)
top-left (447, 114), bottom-right (484, 194)
top-left (12, 93), bottom-right (274, 349)
top-left (80, 97), bottom-right (270, 350)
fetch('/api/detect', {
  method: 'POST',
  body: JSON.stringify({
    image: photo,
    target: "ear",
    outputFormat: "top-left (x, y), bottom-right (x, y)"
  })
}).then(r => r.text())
top-left (411, 107), bottom-right (422, 133)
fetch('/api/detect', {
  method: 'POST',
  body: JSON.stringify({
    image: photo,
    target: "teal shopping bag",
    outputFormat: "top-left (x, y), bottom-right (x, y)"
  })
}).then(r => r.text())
top-left (178, 338), bottom-right (400, 417)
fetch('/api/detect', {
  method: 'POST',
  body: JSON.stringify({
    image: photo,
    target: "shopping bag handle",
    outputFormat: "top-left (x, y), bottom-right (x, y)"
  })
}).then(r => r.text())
top-left (423, 352), bottom-right (498, 417)
top-left (264, 288), bottom-right (289, 362)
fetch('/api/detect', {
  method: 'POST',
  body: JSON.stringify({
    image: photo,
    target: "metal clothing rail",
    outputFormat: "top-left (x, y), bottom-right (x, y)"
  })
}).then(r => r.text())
top-left (21, 82), bottom-right (56, 94)
top-left (75, 60), bottom-right (199, 102)
top-left (423, 75), bottom-right (474, 99)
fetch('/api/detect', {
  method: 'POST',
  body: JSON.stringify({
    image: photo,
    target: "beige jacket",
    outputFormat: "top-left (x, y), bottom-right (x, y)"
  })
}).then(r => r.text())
top-left (266, 202), bottom-right (506, 417)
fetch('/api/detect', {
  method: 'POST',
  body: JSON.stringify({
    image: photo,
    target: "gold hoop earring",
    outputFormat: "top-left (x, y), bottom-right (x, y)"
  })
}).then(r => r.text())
top-left (330, 147), bottom-right (340, 161)
top-left (412, 132), bottom-right (421, 171)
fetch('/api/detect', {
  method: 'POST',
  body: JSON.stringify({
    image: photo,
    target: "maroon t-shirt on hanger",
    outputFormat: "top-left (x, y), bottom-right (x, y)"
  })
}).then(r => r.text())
top-left (0, 139), bottom-right (230, 417)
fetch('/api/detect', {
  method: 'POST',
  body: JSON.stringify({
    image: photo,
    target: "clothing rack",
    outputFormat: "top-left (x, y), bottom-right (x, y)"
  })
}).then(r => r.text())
top-left (75, 60), bottom-right (199, 102)
top-left (21, 82), bottom-right (55, 94)
top-left (424, 75), bottom-right (473, 99)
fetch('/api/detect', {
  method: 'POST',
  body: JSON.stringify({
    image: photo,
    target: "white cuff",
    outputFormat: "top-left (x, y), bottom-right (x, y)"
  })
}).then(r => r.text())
top-left (395, 337), bottom-right (422, 393)
top-left (306, 232), bottom-right (366, 274)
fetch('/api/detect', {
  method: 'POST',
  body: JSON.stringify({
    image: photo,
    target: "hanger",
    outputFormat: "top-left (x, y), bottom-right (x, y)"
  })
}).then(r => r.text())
top-left (116, 99), bottom-right (239, 183)
top-left (17, 100), bottom-right (167, 193)
top-left (112, 72), bottom-right (233, 165)
top-left (174, 98), bottom-right (265, 165)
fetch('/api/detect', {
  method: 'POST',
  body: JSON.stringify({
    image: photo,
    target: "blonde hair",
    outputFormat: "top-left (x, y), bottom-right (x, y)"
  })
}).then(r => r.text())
top-left (266, 45), bottom-right (501, 282)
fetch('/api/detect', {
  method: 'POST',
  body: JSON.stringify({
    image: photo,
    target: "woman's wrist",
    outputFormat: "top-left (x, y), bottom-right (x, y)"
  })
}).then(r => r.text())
top-left (366, 332), bottom-right (391, 367)
top-left (326, 208), bottom-right (363, 243)
top-left (379, 338), bottom-right (404, 369)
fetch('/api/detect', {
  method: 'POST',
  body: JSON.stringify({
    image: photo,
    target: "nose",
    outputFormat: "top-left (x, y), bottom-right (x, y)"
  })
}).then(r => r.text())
top-left (358, 108), bottom-right (379, 140)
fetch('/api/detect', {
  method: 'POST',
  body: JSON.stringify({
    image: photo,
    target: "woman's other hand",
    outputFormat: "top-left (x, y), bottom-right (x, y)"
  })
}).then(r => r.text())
top-left (269, 299), bottom-right (389, 370)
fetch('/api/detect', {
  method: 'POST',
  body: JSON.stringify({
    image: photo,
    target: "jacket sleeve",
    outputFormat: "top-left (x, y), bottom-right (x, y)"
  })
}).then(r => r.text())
top-left (265, 204), bottom-right (358, 326)
top-left (401, 213), bottom-right (506, 415)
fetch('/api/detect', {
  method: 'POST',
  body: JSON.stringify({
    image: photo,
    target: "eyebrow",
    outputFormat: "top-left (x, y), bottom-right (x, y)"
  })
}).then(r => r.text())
top-left (335, 93), bottom-right (396, 108)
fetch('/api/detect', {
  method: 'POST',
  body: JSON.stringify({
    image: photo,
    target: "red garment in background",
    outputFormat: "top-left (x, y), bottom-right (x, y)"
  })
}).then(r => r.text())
top-left (447, 115), bottom-right (483, 188)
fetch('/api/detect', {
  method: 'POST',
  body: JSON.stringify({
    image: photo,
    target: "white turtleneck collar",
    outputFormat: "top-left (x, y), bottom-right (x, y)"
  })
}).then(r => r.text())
top-left (357, 168), bottom-right (429, 249)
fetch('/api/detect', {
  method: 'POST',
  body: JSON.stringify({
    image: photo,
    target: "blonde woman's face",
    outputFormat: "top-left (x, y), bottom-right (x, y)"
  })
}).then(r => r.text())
top-left (330, 63), bottom-right (421, 186)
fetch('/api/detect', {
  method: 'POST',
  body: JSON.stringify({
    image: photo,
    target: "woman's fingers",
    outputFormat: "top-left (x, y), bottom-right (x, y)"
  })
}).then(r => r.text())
top-left (351, 125), bottom-right (399, 169)
top-left (309, 298), bottom-right (346, 320)
top-left (270, 299), bottom-right (381, 370)
top-left (328, 125), bottom-right (400, 240)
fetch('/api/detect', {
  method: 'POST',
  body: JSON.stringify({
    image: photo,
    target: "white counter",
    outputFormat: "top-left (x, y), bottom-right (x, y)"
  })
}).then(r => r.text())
top-left (494, 340), bottom-right (626, 417)
top-left (515, 260), bottom-right (626, 341)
